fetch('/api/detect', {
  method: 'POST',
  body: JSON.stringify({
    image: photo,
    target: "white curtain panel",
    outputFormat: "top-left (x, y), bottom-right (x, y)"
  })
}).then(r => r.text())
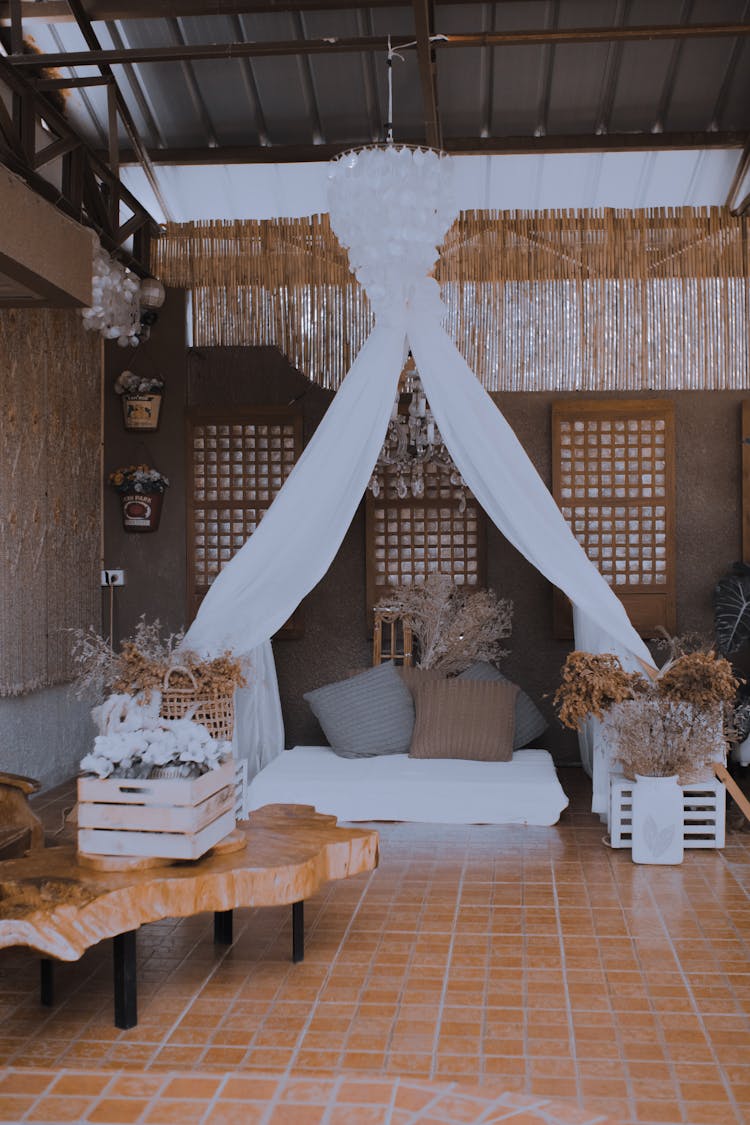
top-left (182, 149), bottom-right (656, 817)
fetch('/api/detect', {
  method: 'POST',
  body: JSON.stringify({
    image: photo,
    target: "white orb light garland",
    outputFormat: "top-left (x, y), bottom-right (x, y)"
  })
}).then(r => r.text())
top-left (327, 145), bottom-right (458, 320)
top-left (81, 245), bottom-right (143, 348)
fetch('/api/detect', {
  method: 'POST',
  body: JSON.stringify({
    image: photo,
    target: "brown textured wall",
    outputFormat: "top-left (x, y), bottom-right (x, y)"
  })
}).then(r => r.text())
top-left (103, 290), bottom-right (188, 645)
top-left (104, 311), bottom-right (747, 761)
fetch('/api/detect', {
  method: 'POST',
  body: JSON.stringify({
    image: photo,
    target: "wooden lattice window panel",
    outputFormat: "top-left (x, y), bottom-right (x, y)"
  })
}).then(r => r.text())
top-left (552, 400), bottom-right (676, 639)
top-left (366, 465), bottom-right (486, 619)
top-left (187, 407), bottom-right (302, 632)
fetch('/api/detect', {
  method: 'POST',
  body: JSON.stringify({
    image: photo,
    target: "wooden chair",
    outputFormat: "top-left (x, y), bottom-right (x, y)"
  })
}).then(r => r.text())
top-left (372, 612), bottom-right (414, 667)
top-left (0, 771), bottom-right (44, 859)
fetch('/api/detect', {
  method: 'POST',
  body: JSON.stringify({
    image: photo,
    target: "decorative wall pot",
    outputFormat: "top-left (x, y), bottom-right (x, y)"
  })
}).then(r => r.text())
top-left (122, 393), bottom-right (162, 431)
top-left (120, 491), bottom-right (163, 532)
top-left (631, 774), bottom-right (684, 864)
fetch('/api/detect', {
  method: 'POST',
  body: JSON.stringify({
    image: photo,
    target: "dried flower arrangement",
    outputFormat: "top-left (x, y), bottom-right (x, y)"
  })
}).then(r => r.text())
top-left (72, 621), bottom-right (245, 780)
top-left (114, 370), bottom-right (164, 396)
top-left (375, 573), bottom-right (513, 674)
top-left (109, 464), bottom-right (170, 495)
top-left (602, 699), bottom-right (723, 784)
top-left (70, 617), bottom-right (246, 704)
top-left (554, 645), bottom-right (738, 782)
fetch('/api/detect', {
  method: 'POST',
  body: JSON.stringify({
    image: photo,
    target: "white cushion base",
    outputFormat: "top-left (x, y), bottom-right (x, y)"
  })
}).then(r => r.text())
top-left (247, 746), bottom-right (569, 826)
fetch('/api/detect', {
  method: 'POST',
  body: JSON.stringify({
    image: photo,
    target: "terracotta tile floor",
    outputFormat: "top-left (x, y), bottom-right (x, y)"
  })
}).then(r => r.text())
top-left (0, 767), bottom-right (747, 1124)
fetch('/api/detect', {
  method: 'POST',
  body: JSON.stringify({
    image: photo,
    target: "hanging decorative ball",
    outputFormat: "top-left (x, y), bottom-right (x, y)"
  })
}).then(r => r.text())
top-left (139, 277), bottom-right (166, 310)
top-left (80, 244), bottom-right (142, 346)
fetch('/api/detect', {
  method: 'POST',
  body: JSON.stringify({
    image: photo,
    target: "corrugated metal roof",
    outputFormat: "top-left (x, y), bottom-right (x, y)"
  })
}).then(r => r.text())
top-left (10, 0), bottom-right (750, 220)
top-left (22, 0), bottom-right (750, 152)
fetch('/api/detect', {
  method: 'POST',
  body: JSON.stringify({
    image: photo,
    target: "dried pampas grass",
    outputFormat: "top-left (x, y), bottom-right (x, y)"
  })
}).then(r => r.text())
top-left (70, 616), bottom-right (246, 703)
top-left (555, 642), bottom-right (736, 778)
top-left (375, 574), bottom-right (512, 674)
top-left (603, 699), bottom-right (723, 783)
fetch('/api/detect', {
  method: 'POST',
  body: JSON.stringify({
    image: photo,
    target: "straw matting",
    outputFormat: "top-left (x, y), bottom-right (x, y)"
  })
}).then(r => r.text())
top-left (0, 309), bottom-right (100, 696)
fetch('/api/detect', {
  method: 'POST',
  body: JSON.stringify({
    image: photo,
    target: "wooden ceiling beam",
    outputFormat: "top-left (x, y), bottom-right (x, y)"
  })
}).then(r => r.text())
top-left (412, 0), bottom-right (441, 149)
top-left (11, 22), bottom-right (750, 69)
top-left (64, 0), bottom-right (174, 221)
top-left (726, 139), bottom-right (750, 213)
top-left (107, 129), bottom-right (747, 166)
top-left (0, 0), bottom-right (546, 21)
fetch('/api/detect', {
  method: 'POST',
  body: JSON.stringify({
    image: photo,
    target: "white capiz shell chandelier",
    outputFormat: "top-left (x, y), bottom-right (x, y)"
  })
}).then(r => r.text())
top-left (81, 244), bottom-right (142, 348)
top-left (327, 145), bottom-right (458, 320)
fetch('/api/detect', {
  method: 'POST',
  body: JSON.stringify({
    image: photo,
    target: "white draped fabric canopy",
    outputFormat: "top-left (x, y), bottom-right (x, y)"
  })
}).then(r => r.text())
top-left (181, 146), bottom-right (656, 818)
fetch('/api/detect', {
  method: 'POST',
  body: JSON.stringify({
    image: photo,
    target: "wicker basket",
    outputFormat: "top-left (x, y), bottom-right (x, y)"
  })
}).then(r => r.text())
top-left (160, 665), bottom-right (235, 742)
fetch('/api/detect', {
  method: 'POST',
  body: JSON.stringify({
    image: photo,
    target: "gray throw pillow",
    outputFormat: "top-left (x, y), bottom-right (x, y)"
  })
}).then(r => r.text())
top-left (458, 662), bottom-right (548, 749)
top-left (304, 661), bottom-right (415, 758)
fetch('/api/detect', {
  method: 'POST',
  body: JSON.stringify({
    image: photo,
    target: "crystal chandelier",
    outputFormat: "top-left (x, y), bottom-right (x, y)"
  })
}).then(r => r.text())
top-left (368, 356), bottom-right (467, 510)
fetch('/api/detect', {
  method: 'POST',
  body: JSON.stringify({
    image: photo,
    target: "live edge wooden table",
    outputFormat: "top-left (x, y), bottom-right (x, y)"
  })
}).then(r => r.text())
top-left (0, 805), bottom-right (379, 1030)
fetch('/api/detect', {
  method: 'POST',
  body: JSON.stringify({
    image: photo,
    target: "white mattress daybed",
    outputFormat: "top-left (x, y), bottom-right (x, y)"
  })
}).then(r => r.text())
top-left (246, 746), bottom-right (569, 825)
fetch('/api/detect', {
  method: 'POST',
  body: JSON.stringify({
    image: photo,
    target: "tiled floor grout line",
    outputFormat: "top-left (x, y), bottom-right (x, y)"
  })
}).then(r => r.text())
top-left (428, 853), bottom-right (468, 1080)
top-left (135, 919), bottom-right (239, 1069)
top-left (579, 856), bottom-right (637, 1122)
top-left (376, 863), bottom-right (426, 1073)
top-left (192, 907), bottom-right (296, 1071)
top-left (280, 867), bottom-right (379, 1079)
top-left (548, 863), bottom-right (583, 1110)
top-left (644, 879), bottom-right (745, 1125)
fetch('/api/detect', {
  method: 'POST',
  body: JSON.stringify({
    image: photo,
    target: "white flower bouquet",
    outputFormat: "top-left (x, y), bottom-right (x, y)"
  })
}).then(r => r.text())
top-left (80, 693), bottom-right (231, 780)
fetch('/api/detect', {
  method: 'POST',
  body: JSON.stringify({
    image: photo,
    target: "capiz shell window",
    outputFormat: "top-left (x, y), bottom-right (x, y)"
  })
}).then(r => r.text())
top-left (187, 408), bottom-right (302, 632)
top-left (552, 400), bottom-right (676, 639)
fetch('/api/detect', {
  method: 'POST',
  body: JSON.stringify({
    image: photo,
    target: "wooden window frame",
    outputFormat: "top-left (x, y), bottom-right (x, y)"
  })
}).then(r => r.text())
top-left (552, 399), bottom-right (676, 640)
top-left (186, 406), bottom-right (304, 638)
top-left (365, 493), bottom-right (487, 624)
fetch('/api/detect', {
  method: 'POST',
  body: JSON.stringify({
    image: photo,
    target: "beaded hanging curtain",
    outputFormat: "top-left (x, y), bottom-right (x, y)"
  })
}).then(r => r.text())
top-left (0, 309), bottom-right (101, 696)
top-left (153, 207), bottom-right (750, 392)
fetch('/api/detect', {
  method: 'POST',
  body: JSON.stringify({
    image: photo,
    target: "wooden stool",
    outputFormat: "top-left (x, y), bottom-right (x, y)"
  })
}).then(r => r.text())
top-left (372, 612), bottom-right (413, 667)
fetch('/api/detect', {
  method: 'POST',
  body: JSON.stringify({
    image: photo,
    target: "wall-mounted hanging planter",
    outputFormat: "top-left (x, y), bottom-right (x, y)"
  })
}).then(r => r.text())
top-left (114, 370), bottom-right (164, 431)
top-left (109, 465), bottom-right (169, 533)
top-left (120, 491), bottom-right (163, 533)
top-left (122, 392), bottom-right (162, 431)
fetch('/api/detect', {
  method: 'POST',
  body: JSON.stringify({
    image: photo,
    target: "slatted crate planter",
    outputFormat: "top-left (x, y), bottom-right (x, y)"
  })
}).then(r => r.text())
top-left (610, 777), bottom-right (725, 850)
top-left (77, 757), bottom-right (237, 860)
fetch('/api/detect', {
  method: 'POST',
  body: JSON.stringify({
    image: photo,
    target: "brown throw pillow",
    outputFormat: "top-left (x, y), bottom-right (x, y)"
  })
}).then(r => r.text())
top-left (409, 678), bottom-right (519, 762)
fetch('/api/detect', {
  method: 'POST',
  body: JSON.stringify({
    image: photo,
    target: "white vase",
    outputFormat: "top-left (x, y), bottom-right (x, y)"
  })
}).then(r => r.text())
top-left (631, 774), bottom-right (684, 864)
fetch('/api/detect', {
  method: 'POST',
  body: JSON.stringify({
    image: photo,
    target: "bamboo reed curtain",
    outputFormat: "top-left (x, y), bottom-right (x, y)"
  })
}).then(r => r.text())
top-left (153, 207), bottom-right (750, 392)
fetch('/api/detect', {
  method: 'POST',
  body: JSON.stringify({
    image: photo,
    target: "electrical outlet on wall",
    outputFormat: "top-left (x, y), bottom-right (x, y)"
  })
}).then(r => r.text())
top-left (101, 570), bottom-right (125, 586)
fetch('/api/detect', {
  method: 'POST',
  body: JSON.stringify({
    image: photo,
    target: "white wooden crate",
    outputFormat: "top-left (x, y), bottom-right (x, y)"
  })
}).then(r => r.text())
top-left (610, 777), bottom-right (725, 849)
top-left (78, 757), bottom-right (237, 860)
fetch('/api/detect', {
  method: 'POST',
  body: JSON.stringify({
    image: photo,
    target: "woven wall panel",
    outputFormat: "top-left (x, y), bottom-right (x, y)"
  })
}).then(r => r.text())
top-left (0, 310), bottom-right (101, 696)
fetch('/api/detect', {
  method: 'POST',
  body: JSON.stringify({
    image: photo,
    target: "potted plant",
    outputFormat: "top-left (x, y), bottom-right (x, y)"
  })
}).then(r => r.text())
top-left (114, 370), bottom-right (164, 431)
top-left (554, 647), bottom-right (737, 863)
top-left (109, 464), bottom-right (169, 532)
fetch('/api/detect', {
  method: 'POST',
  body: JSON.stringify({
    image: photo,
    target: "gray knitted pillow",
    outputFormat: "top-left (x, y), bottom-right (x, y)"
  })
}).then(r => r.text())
top-left (458, 662), bottom-right (548, 749)
top-left (304, 661), bottom-right (415, 758)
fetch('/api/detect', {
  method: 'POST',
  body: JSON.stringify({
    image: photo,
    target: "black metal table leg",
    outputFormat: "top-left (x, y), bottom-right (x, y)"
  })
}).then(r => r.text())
top-left (292, 900), bottom-right (304, 963)
top-left (40, 959), bottom-right (54, 1007)
top-left (214, 909), bottom-right (233, 945)
top-left (113, 930), bottom-right (137, 1029)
